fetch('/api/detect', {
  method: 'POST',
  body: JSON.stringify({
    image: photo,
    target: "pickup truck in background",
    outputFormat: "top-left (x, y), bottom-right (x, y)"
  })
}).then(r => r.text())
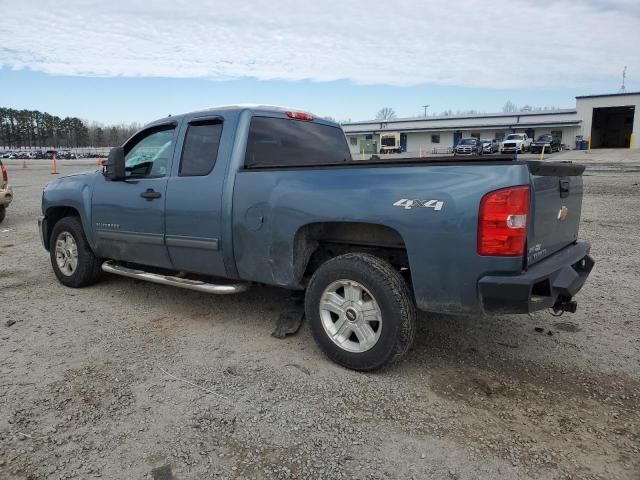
top-left (501, 133), bottom-right (532, 154)
top-left (530, 134), bottom-right (561, 154)
top-left (38, 106), bottom-right (594, 371)
top-left (454, 137), bottom-right (482, 155)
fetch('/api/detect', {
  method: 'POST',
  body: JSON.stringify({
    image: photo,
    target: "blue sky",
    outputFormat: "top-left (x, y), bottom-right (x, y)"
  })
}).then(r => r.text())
top-left (1, 0), bottom-right (639, 125)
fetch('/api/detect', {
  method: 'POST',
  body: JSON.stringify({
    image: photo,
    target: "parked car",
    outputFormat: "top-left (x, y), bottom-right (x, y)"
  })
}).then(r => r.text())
top-left (530, 134), bottom-right (561, 154)
top-left (454, 138), bottom-right (482, 155)
top-left (0, 160), bottom-right (13, 223)
top-left (501, 133), bottom-right (532, 154)
top-left (38, 105), bottom-right (594, 371)
top-left (480, 139), bottom-right (499, 154)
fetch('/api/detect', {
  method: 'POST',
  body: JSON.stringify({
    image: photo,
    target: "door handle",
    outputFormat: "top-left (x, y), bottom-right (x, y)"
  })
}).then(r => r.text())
top-left (140, 189), bottom-right (162, 201)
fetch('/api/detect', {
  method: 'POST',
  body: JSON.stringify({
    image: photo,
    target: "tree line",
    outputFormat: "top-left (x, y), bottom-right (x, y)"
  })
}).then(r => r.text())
top-left (0, 107), bottom-right (141, 149)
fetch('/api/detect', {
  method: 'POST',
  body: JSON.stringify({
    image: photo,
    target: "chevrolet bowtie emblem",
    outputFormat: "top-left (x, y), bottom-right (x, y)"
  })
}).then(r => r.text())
top-left (558, 206), bottom-right (569, 221)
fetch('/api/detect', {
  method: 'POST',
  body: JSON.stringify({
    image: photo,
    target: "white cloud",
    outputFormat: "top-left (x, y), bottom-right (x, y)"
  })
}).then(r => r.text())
top-left (0, 0), bottom-right (638, 88)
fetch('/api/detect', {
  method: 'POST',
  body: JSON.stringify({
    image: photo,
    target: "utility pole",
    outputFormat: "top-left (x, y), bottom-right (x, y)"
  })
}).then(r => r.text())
top-left (422, 104), bottom-right (429, 117)
top-left (620, 66), bottom-right (627, 92)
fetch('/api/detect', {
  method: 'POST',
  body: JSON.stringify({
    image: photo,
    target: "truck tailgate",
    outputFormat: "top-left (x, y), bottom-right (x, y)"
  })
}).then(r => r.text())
top-left (527, 162), bottom-right (585, 266)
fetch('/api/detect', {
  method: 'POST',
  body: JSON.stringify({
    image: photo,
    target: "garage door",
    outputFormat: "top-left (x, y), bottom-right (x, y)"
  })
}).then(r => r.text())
top-left (591, 106), bottom-right (635, 148)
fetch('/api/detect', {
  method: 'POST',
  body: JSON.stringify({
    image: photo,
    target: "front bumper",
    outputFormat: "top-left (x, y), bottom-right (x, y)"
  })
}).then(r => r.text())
top-left (0, 186), bottom-right (13, 207)
top-left (530, 144), bottom-right (553, 153)
top-left (478, 242), bottom-right (594, 314)
top-left (502, 146), bottom-right (522, 153)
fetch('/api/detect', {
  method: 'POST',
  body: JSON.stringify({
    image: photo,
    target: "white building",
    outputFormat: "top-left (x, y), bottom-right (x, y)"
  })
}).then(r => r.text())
top-left (342, 92), bottom-right (639, 156)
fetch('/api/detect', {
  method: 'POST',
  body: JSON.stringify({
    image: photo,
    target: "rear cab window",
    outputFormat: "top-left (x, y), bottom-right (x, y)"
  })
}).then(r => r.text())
top-left (245, 116), bottom-right (351, 168)
top-left (179, 120), bottom-right (223, 176)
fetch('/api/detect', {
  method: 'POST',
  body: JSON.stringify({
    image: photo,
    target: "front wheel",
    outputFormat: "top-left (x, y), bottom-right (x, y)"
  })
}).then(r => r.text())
top-left (305, 253), bottom-right (416, 371)
top-left (0, 206), bottom-right (5, 224)
top-left (49, 216), bottom-right (104, 288)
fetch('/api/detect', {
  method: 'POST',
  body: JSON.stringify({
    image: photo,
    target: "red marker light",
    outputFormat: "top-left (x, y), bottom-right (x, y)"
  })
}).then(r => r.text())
top-left (286, 111), bottom-right (314, 121)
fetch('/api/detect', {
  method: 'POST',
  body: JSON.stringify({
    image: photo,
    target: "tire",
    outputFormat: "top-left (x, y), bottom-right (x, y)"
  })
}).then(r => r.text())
top-left (0, 206), bottom-right (5, 224)
top-left (305, 253), bottom-right (416, 371)
top-left (49, 216), bottom-right (104, 288)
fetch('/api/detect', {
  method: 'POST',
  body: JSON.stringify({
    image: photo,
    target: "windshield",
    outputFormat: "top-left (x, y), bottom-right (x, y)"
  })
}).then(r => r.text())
top-left (505, 134), bottom-right (523, 140)
top-left (480, 140), bottom-right (492, 145)
top-left (536, 135), bottom-right (552, 142)
top-left (459, 138), bottom-right (476, 145)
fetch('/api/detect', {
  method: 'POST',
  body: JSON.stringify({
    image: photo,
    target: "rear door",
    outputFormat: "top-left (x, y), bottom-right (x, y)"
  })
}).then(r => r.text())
top-left (164, 116), bottom-right (228, 276)
top-left (526, 162), bottom-right (584, 265)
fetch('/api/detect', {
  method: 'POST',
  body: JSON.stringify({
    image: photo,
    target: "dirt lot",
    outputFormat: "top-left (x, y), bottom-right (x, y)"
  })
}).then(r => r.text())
top-left (1, 154), bottom-right (639, 480)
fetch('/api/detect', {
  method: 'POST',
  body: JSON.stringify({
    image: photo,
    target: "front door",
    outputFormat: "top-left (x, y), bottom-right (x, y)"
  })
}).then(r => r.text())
top-left (91, 124), bottom-right (177, 269)
top-left (400, 133), bottom-right (407, 152)
top-left (453, 130), bottom-right (462, 147)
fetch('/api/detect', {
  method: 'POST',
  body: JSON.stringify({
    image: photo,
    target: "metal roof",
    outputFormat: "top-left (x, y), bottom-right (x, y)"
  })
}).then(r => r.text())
top-left (344, 119), bottom-right (581, 135)
top-left (576, 92), bottom-right (640, 99)
top-left (343, 109), bottom-right (577, 126)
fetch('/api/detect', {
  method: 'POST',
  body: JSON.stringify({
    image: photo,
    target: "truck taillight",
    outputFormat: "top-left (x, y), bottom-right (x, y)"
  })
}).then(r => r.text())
top-left (1, 164), bottom-right (7, 183)
top-left (286, 111), bottom-right (313, 121)
top-left (478, 185), bottom-right (530, 256)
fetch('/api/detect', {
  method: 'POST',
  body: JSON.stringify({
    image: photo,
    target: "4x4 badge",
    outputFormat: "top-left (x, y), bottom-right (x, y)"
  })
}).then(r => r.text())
top-left (393, 199), bottom-right (444, 211)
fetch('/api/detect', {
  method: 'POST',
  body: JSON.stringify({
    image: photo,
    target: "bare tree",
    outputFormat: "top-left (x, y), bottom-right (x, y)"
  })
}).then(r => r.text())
top-left (502, 100), bottom-right (518, 113)
top-left (375, 107), bottom-right (397, 120)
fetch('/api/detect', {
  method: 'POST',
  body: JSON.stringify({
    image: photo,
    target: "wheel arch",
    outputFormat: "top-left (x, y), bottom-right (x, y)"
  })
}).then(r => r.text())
top-left (43, 206), bottom-right (84, 251)
top-left (292, 221), bottom-right (411, 288)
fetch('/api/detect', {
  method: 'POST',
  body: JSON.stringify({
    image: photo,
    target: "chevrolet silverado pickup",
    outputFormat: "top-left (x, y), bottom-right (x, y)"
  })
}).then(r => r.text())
top-left (38, 106), bottom-right (594, 371)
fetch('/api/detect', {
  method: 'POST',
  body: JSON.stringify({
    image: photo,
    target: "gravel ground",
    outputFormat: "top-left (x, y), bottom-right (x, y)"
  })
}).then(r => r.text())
top-left (0, 155), bottom-right (639, 480)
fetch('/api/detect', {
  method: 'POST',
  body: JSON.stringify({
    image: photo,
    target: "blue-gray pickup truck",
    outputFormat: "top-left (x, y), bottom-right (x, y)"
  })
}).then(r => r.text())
top-left (38, 105), bottom-right (594, 370)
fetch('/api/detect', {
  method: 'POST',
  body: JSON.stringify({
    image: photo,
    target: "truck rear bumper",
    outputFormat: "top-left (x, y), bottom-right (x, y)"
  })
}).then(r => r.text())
top-left (478, 242), bottom-right (594, 314)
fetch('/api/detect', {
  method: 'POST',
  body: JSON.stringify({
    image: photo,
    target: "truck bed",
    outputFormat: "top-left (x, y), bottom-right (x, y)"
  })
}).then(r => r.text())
top-left (245, 154), bottom-right (586, 176)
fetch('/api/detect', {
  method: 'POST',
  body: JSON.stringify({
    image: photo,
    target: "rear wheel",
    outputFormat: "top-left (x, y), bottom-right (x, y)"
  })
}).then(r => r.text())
top-left (49, 216), bottom-right (104, 288)
top-left (305, 253), bottom-right (416, 371)
top-left (0, 206), bottom-right (5, 224)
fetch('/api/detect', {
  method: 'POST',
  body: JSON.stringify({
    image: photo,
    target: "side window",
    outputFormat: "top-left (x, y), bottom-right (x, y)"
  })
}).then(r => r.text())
top-left (125, 127), bottom-right (175, 178)
top-left (179, 121), bottom-right (223, 176)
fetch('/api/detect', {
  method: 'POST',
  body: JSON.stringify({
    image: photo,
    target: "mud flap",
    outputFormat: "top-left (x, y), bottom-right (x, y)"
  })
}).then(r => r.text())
top-left (271, 293), bottom-right (305, 339)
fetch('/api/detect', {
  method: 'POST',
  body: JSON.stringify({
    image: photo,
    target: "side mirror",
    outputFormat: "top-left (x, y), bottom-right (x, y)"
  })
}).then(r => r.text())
top-left (104, 147), bottom-right (126, 180)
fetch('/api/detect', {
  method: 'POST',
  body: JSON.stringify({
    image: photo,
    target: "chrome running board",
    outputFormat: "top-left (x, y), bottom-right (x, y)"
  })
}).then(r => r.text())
top-left (101, 260), bottom-right (249, 295)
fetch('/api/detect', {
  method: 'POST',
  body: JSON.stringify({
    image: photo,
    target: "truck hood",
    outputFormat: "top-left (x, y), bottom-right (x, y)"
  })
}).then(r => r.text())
top-left (44, 169), bottom-right (100, 194)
